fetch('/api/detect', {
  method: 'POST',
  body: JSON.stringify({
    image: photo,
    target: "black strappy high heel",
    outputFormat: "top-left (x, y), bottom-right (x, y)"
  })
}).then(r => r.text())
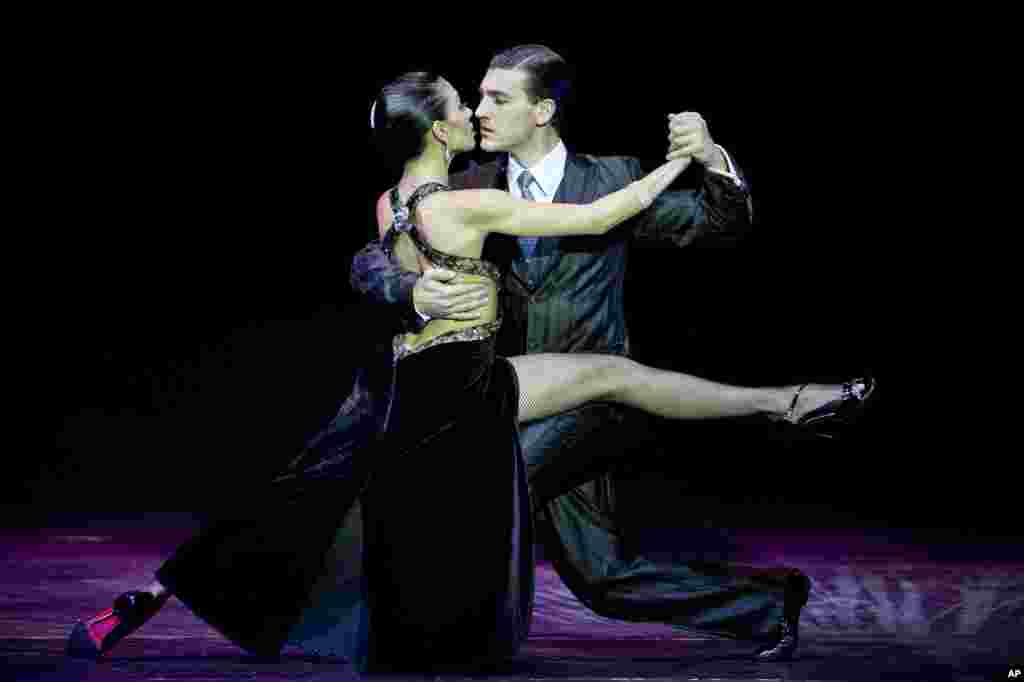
top-left (782, 377), bottom-right (877, 439)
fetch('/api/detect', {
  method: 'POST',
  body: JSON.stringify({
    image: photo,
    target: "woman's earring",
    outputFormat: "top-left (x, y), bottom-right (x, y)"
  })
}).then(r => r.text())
top-left (443, 140), bottom-right (452, 165)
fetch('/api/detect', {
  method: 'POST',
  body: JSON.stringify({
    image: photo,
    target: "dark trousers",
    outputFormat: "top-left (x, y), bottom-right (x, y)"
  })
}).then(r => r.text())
top-left (522, 403), bottom-right (799, 642)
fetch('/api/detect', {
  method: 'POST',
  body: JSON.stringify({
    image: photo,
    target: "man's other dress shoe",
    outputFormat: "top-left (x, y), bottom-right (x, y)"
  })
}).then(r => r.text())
top-left (754, 615), bottom-right (799, 661)
top-left (753, 571), bottom-right (810, 662)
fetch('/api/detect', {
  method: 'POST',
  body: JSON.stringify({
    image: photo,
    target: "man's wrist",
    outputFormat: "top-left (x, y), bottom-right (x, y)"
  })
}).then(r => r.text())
top-left (700, 145), bottom-right (727, 173)
top-left (703, 144), bottom-right (743, 188)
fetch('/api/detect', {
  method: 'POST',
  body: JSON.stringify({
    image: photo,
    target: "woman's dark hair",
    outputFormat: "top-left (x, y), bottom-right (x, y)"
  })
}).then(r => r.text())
top-left (371, 71), bottom-right (449, 167)
top-left (488, 44), bottom-right (574, 137)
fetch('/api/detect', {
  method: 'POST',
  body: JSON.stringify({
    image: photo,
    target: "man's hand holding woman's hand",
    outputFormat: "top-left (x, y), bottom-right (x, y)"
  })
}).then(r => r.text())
top-left (412, 268), bottom-right (490, 320)
top-left (666, 112), bottom-right (726, 172)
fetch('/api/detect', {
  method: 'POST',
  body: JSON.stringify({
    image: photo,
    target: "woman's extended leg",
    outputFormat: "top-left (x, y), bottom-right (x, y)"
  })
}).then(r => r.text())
top-left (507, 353), bottom-right (847, 424)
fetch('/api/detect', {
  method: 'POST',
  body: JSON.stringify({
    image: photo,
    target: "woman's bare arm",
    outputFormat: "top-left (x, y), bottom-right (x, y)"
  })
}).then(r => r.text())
top-left (424, 157), bottom-right (691, 238)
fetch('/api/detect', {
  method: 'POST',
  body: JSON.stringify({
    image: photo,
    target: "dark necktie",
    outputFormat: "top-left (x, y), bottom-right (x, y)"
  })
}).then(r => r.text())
top-left (517, 170), bottom-right (539, 257)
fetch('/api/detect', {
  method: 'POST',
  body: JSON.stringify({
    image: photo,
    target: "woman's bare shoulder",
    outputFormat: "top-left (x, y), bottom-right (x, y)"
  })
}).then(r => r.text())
top-left (416, 188), bottom-right (510, 225)
top-left (376, 190), bottom-right (393, 239)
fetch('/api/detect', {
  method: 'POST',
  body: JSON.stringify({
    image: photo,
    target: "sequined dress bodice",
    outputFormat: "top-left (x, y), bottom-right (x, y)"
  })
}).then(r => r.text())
top-left (384, 183), bottom-right (502, 362)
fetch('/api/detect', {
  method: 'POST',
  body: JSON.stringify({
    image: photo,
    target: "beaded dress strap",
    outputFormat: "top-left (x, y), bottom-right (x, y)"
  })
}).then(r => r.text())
top-left (387, 183), bottom-right (449, 259)
top-left (384, 184), bottom-right (501, 282)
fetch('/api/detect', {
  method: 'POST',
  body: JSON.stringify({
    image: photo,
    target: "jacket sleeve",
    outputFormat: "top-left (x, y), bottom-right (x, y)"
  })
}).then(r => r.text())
top-left (350, 238), bottom-right (428, 334)
top-left (627, 153), bottom-right (754, 249)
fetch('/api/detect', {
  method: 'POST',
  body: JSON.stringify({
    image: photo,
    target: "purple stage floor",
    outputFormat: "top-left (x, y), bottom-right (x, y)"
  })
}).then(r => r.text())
top-left (1, 526), bottom-right (1021, 680)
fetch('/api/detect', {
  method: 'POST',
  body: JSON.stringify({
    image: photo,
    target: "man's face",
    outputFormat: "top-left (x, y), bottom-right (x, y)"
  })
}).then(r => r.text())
top-left (475, 69), bottom-right (539, 154)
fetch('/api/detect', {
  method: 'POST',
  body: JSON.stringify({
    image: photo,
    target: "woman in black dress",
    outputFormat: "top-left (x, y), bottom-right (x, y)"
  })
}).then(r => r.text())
top-left (68, 71), bottom-right (873, 671)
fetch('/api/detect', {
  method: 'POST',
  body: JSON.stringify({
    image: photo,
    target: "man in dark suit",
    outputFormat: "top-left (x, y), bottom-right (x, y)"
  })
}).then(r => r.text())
top-left (351, 45), bottom-right (808, 661)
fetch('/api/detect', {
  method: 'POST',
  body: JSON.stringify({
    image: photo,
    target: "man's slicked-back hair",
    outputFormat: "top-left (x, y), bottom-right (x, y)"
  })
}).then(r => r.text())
top-left (488, 44), bottom-right (574, 137)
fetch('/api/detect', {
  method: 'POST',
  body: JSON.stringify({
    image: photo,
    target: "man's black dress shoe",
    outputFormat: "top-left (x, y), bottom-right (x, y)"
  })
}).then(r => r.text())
top-left (753, 572), bottom-right (811, 662)
top-left (754, 615), bottom-right (799, 661)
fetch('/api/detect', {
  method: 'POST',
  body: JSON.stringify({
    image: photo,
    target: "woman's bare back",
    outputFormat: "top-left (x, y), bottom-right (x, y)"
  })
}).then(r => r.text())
top-left (375, 187), bottom-right (489, 270)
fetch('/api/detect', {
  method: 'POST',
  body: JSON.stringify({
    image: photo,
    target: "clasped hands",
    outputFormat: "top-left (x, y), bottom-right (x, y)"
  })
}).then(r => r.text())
top-left (666, 111), bottom-right (724, 171)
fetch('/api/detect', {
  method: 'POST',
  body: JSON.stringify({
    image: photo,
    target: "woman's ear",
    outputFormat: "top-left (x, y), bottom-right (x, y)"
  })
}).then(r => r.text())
top-left (431, 120), bottom-right (449, 144)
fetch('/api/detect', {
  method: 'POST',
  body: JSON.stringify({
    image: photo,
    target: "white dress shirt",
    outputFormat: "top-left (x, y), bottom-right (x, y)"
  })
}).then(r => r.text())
top-left (507, 140), bottom-right (569, 203)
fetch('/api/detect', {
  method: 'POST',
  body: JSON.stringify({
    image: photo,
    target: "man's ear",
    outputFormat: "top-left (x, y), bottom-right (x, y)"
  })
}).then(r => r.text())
top-left (535, 98), bottom-right (556, 127)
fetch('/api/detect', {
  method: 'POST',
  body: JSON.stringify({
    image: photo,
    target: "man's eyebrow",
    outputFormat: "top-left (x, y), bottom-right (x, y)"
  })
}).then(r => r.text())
top-left (479, 87), bottom-right (512, 98)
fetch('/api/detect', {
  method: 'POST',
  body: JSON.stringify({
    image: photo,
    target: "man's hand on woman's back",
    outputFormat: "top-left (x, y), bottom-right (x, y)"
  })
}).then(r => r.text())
top-left (413, 268), bottom-right (491, 321)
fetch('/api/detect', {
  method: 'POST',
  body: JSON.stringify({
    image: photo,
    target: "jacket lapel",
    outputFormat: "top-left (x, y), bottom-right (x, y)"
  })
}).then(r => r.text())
top-left (554, 152), bottom-right (585, 203)
top-left (530, 152), bottom-right (584, 259)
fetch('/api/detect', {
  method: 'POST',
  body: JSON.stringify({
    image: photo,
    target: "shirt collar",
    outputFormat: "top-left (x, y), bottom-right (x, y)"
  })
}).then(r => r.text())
top-left (507, 140), bottom-right (567, 199)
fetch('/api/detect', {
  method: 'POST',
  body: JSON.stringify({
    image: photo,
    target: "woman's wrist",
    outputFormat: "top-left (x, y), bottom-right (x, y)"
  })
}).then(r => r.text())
top-left (631, 181), bottom-right (652, 211)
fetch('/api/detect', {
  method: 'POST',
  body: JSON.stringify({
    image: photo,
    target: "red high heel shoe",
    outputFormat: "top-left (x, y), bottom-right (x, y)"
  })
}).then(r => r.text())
top-left (67, 591), bottom-right (161, 659)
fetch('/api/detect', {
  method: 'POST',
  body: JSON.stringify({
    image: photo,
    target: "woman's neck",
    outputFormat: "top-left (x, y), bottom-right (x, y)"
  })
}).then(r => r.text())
top-left (400, 148), bottom-right (449, 195)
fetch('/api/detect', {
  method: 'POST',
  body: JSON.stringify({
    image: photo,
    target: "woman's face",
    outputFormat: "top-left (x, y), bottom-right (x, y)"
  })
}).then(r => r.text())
top-left (439, 78), bottom-right (476, 154)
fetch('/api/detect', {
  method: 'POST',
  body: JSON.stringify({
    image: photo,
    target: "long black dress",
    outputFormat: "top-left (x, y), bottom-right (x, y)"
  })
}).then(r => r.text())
top-left (155, 183), bottom-right (534, 671)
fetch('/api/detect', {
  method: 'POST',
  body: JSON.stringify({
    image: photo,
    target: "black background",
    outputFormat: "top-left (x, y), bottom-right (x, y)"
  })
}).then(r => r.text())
top-left (31, 24), bottom-right (991, 540)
